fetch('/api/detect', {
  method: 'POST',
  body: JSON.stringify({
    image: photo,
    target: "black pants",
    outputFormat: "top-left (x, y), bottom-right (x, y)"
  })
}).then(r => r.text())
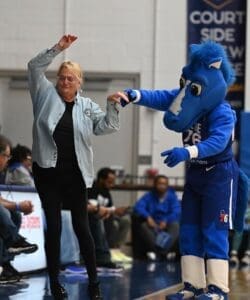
top-left (89, 215), bottom-right (112, 264)
top-left (33, 163), bottom-right (97, 284)
top-left (132, 214), bottom-right (179, 259)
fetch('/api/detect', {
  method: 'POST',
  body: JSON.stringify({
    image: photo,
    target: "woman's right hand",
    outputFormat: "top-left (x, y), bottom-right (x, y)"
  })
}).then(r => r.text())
top-left (56, 34), bottom-right (78, 50)
top-left (107, 91), bottom-right (129, 105)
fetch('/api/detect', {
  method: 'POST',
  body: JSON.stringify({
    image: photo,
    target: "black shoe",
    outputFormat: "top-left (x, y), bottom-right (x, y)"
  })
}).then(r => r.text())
top-left (50, 282), bottom-right (68, 299)
top-left (0, 267), bottom-right (20, 284)
top-left (8, 238), bottom-right (38, 255)
top-left (88, 282), bottom-right (103, 300)
top-left (2, 262), bottom-right (22, 280)
top-left (97, 262), bottom-right (123, 272)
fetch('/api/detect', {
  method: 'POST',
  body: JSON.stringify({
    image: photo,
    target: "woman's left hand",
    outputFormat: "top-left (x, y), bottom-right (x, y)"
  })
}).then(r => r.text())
top-left (107, 91), bottom-right (129, 105)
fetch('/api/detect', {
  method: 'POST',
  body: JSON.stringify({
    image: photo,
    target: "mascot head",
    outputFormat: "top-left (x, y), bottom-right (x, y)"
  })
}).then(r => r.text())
top-left (163, 40), bottom-right (235, 132)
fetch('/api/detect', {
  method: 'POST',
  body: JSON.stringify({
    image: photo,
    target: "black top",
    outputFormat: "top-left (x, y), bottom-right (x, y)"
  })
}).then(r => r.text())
top-left (87, 181), bottom-right (113, 208)
top-left (53, 101), bottom-right (78, 169)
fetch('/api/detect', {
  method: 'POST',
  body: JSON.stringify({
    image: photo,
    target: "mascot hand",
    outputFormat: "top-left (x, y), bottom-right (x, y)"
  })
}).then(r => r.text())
top-left (161, 147), bottom-right (190, 167)
top-left (121, 89), bottom-right (138, 107)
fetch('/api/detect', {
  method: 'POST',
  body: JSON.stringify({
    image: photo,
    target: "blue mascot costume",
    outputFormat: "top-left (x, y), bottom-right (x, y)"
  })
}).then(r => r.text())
top-left (120, 41), bottom-right (248, 300)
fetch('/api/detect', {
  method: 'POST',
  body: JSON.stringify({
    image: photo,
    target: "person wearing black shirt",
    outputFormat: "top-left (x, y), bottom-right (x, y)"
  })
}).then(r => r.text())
top-left (88, 168), bottom-right (130, 268)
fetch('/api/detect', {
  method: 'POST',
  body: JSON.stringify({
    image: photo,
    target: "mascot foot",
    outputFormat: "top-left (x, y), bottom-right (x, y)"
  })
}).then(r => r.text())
top-left (196, 285), bottom-right (228, 300)
top-left (166, 282), bottom-right (204, 299)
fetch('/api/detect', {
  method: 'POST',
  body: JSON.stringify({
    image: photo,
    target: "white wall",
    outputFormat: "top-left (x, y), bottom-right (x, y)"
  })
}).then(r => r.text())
top-left (0, 0), bottom-right (187, 178)
top-left (0, 79), bottom-right (7, 131)
top-left (1, 85), bottom-right (33, 147)
top-left (0, 1), bottom-right (65, 70)
top-left (151, 0), bottom-right (187, 178)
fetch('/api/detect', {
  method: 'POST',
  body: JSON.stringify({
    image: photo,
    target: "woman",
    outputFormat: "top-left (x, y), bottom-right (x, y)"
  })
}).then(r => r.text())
top-left (5, 144), bottom-right (34, 187)
top-left (28, 35), bottom-right (128, 300)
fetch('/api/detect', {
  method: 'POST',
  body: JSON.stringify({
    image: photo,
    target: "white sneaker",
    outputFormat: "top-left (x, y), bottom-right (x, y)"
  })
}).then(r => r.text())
top-left (241, 251), bottom-right (250, 267)
top-left (110, 249), bottom-right (121, 262)
top-left (146, 252), bottom-right (157, 261)
top-left (166, 252), bottom-right (176, 261)
top-left (111, 249), bottom-right (132, 263)
top-left (229, 250), bottom-right (239, 267)
top-left (118, 251), bottom-right (133, 263)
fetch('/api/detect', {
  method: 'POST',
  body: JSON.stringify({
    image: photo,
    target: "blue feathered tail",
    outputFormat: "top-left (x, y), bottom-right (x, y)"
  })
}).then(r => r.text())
top-left (233, 169), bottom-right (249, 231)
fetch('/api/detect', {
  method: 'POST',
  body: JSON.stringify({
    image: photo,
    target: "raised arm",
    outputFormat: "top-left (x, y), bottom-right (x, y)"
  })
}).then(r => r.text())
top-left (27, 35), bottom-right (77, 104)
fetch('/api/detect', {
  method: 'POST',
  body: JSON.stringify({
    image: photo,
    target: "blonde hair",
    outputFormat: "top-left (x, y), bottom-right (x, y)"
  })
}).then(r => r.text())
top-left (57, 61), bottom-right (84, 84)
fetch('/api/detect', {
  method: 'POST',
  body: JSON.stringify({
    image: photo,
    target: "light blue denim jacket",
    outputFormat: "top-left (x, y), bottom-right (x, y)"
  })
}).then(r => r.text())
top-left (28, 46), bottom-right (120, 187)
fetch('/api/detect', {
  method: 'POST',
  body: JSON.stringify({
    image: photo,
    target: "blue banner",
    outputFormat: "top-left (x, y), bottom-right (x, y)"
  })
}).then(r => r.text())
top-left (187, 0), bottom-right (246, 110)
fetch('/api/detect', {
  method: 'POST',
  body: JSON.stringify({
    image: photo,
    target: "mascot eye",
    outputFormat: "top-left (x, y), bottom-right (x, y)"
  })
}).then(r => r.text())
top-left (190, 83), bottom-right (202, 96)
top-left (179, 77), bottom-right (186, 89)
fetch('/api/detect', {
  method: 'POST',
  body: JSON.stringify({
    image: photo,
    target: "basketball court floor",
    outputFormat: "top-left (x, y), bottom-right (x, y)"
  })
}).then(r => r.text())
top-left (0, 261), bottom-right (249, 299)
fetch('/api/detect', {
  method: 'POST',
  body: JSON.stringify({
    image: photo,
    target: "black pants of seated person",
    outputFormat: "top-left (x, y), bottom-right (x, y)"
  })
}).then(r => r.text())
top-left (132, 214), bottom-right (179, 259)
top-left (33, 163), bottom-right (98, 284)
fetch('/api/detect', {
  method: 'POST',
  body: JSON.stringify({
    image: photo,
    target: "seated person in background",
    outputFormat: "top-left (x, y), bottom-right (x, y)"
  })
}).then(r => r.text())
top-left (230, 203), bottom-right (250, 267)
top-left (88, 167), bottom-right (131, 268)
top-left (5, 144), bottom-right (34, 187)
top-left (104, 205), bottom-right (131, 263)
top-left (132, 175), bottom-right (180, 261)
top-left (0, 171), bottom-right (6, 184)
top-left (0, 135), bottom-right (38, 284)
top-left (0, 198), bottom-right (38, 284)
